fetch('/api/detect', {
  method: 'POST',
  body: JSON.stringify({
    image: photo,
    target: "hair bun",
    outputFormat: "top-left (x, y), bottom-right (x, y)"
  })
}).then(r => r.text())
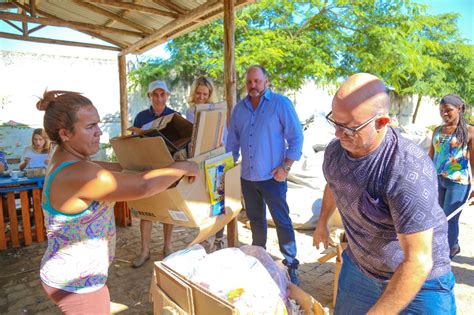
top-left (36, 98), bottom-right (49, 111)
top-left (36, 90), bottom-right (74, 111)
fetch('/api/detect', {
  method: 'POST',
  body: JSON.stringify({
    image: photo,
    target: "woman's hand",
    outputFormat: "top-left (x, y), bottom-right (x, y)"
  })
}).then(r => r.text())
top-left (19, 157), bottom-right (31, 170)
top-left (172, 161), bottom-right (199, 183)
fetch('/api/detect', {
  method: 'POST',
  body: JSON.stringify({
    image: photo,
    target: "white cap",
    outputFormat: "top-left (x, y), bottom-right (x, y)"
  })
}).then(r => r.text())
top-left (147, 80), bottom-right (170, 94)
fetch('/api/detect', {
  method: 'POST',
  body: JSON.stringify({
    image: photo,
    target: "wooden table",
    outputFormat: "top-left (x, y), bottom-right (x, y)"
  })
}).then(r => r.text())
top-left (0, 176), bottom-right (45, 250)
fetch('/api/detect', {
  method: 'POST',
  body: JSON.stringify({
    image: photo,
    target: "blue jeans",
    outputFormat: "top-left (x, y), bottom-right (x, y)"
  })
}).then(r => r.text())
top-left (335, 252), bottom-right (456, 315)
top-left (438, 176), bottom-right (471, 250)
top-left (241, 178), bottom-right (299, 268)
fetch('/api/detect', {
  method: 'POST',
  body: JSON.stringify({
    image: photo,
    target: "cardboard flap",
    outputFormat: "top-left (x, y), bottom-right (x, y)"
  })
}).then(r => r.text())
top-left (150, 283), bottom-right (188, 315)
top-left (189, 281), bottom-right (236, 315)
top-left (128, 188), bottom-right (198, 226)
top-left (111, 137), bottom-right (173, 170)
top-left (288, 283), bottom-right (325, 315)
top-left (160, 262), bottom-right (236, 315)
top-left (195, 101), bottom-right (227, 112)
top-left (189, 164), bottom-right (242, 246)
top-left (154, 263), bottom-right (194, 313)
top-left (223, 164), bottom-right (242, 213)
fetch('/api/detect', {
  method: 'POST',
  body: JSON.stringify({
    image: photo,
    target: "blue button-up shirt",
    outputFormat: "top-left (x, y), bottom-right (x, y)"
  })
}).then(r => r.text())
top-left (133, 106), bottom-right (176, 128)
top-left (226, 89), bottom-right (303, 181)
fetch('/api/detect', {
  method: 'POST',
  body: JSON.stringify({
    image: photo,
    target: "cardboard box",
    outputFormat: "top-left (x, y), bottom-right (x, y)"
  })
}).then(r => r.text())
top-left (111, 128), bottom-right (242, 245)
top-left (189, 102), bottom-right (227, 157)
top-left (127, 113), bottom-right (193, 154)
top-left (150, 262), bottom-right (326, 315)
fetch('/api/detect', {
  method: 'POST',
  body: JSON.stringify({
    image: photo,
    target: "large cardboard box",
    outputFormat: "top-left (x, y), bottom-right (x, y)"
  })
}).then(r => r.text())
top-left (150, 262), bottom-right (326, 315)
top-left (127, 113), bottom-right (193, 155)
top-left (111, 116), bottom-right (242, 245)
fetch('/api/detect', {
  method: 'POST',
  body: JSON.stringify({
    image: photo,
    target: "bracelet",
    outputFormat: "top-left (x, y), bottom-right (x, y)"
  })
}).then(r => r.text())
top-left (281, 163), bottom-right (291, 172)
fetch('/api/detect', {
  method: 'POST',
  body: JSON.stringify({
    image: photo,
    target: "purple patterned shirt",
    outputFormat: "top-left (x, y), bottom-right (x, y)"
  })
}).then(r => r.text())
top-left (323, 127), bottom-right (451, 281)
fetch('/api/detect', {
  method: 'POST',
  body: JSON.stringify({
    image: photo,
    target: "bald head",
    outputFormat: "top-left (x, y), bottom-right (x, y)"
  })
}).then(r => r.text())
top-left (333, 73), bottom-right (389, 115)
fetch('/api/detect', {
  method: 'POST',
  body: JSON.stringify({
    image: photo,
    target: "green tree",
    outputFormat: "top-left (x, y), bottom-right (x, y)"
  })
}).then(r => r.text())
top-left (129, 0), bottom-right (473, 120)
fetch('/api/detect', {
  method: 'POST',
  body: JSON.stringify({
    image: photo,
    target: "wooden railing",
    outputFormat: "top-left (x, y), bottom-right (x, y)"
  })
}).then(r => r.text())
top-left (0, 177), bottom-right (45, 250)
top-left (0, 177), bottom-right (132, 251)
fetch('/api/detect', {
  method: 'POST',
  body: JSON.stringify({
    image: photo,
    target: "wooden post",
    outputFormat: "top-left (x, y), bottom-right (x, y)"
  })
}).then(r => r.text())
top-left (224, 0), bottom-right (236, 127)
top-left (32, 188), bottom-right (45, 243)
top-left (19, 191), bottom-right (32, 246)
top-left (7, 192), bottom-right (19, 247)
top-left (224, 0), bottom-right (238, 247)
top-left (118, 54), bottom-right (129, 136)
top-left (0, 195), bottom-right (6, 250)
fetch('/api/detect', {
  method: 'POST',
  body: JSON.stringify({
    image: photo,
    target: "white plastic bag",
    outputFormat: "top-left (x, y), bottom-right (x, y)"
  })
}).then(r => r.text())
top-left (189, 248), bottom-right (287, 314)
top-left (239, 245), bottom-right (290, 303)
top-left (162, 244), bottom-right (206, 278)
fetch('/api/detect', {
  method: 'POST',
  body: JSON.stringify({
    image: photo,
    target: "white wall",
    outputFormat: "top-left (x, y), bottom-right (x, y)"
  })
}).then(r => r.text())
top-left (0, 50), bottom-right (123, 141)
top-left (290, 80), bottom-right (442, 128)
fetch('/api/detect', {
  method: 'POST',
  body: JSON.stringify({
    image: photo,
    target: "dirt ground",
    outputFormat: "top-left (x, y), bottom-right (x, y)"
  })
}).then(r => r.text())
top-left (0, 206), bottom-right (473, 314)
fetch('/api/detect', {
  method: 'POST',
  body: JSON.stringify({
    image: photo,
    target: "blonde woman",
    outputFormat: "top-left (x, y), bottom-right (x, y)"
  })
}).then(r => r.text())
top-left (19, 128), bottom-right (50, 170)
top-left (187, 76), bottom-right (226, 251)
top-left (185, 76), bottom-right (219, 123)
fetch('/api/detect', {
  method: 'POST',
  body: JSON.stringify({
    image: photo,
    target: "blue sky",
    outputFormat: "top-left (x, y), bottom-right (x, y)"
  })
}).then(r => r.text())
top-left (0, 1), bottom-right (472, 58)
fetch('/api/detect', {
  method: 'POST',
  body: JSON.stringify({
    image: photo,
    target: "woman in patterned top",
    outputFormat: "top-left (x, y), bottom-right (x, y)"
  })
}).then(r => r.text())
top-left (429, 94), bottom-right (473, 259)
top-left (37, 90), bottom-right (198, 314)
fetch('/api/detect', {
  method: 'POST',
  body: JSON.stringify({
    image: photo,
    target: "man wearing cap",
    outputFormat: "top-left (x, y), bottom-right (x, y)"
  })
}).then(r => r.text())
top-left (132, 80), bottom-right (175, 267)
top-left (226, 65), bottom-right (304, 285)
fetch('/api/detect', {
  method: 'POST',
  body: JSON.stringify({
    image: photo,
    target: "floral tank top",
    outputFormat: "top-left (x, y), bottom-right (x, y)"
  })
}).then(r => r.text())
top-left (432, 127), bottom-right (470, 185)
top-left (40, 161), bottom-right (116, 293)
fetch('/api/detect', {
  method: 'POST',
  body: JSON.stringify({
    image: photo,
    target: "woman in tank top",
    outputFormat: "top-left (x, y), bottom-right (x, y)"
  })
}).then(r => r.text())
top-left (37, 90), bottom-right (198, 314)
top-left (429, 94), bottom-right (473, 259)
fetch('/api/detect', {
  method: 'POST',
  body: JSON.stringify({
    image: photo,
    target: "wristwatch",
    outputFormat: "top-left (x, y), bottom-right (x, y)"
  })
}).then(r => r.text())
top-left (281, 163), bottom-right (291, 172)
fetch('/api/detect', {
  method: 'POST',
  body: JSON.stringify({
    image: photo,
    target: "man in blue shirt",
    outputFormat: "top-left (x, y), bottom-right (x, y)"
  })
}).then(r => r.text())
top-left (132, 80), bottom-right (176, 268)
top-left (133, 80), bottom-right (176, 128)
top-left (226, 65), bottom-right (304, 284)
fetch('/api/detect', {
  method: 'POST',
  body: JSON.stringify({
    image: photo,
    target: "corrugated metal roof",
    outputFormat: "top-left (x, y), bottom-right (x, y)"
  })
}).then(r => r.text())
top-left (0, 0), bottom-right (255, 54)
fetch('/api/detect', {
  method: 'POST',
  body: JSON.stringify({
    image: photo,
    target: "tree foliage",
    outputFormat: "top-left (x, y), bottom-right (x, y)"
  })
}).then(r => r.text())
top-left (128, 0), bottom-right (473, 111)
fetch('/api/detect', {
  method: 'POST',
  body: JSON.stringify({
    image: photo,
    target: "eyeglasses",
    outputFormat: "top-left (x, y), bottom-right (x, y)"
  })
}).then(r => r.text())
top-left (325, 111), bottom-right (380, 137)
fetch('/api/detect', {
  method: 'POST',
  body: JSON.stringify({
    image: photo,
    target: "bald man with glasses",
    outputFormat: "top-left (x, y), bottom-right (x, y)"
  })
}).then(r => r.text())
top-left (313, 73), bottom-right (455, 314)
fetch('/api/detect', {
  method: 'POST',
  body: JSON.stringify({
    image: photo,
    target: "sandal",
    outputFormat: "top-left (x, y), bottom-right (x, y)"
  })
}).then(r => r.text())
top-left (213, 237), bottom-right (225, 251)
top-left (132, 251), bottom-right (150, 268)
top-left (163, 246), bottom-right (174, 257)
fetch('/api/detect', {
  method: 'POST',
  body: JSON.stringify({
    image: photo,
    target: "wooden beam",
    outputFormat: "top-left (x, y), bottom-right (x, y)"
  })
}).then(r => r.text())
top-left (0, 3), bottom-right (16, 10)
top-left (224, 0), bottom-right (236, 127)
top-left (103, 7), bottom-right (131, 28)
top-left (30, 0), bottom-right (37, 18)
top-left (134, 0), bottom-right (253, 54)
top-left (0, 31), bottom-right (121, 51)
top-left (3, 20), bottom-right (22, 33)
top-left (73, 0), bottom-right (153, 34)
top-left (118, 55), bottom-right (129, 136)
top-left (30, 6), bottom-right (129, 48)
top-left (21, 5), bottom-right (28, 36)
top-left (27, 24), bottom-right (46, 35)
top-left (0, 5), bottom-right (145, 37)
top-left (79, 29), bottom-right (128, 48)
top-left (120, 0), bottom-right (222, 55)
top-left (87, 0), bottom-right (178, 18)
top-left (152, 0), bottom-right (188, 15)
top-left (0, 11), bottom-right (144, 37)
